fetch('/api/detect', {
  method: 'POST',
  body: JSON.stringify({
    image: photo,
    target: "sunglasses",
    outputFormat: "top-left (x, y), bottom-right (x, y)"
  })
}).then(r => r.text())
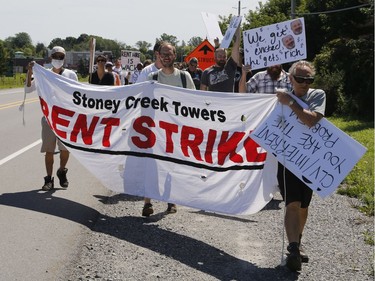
top-left (293, 75), bottom-right (314, 84)
top-left (52, 54), bottom-right (65, 60)
top-left (97, 59), bottom-right (106, 63)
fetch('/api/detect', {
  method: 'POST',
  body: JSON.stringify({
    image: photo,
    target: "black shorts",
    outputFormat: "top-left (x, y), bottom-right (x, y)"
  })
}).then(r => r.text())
top-left (277, 163), bottom-right (313, 208)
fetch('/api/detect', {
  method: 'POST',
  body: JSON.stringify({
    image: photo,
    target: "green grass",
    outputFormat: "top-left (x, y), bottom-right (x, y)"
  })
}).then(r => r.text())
top-left (0, 74), bottom-right (27, 89)
top-left (0, 74), bottom-right (87, 89)
top-left (328, 117), bottom-right (374, 217)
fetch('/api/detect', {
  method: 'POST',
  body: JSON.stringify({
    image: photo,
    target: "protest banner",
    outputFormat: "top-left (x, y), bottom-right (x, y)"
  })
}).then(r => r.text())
top-left (220, 16), bottom-right (242, 49)
top-left (32, 63), bottom-right (279, 215)
top-left (251, 102), bottom-right (367, 198)
top-left (243, 18), bottom-right (307, 70)
top-left (121, 50), bottom-right (141, 72)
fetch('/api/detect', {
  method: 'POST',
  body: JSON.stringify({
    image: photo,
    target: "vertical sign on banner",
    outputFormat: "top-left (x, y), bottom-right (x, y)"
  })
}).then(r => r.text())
top-left (89, 37), bottom-right (96, 81)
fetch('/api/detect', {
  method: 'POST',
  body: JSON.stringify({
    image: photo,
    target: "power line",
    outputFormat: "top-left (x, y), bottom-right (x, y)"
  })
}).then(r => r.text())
top-left (295, 3), bottom-right (372, 16)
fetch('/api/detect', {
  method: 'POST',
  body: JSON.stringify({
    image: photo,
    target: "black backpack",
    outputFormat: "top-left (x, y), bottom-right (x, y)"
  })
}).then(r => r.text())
top-left (152, 71), bottom-right (187, 88)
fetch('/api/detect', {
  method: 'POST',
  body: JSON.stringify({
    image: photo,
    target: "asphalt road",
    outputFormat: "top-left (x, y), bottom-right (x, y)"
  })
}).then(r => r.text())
top-left (0, 88), bottom-right (111, 280)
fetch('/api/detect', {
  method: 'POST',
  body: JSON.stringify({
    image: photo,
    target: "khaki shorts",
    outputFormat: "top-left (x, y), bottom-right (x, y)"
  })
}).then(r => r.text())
top-left (40, 117), bottom-right (67, 153)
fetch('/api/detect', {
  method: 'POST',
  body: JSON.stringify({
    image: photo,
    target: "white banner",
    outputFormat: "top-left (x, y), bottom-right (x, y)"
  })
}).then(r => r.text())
top-left (243, 18), bottom-right (307, 70)
top-left (251, 103), bottom-right (367, 198)
top-left (32, 64), bottom-right (279, 215)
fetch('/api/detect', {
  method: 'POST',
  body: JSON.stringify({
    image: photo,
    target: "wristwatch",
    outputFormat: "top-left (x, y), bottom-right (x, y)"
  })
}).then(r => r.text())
top-left (288, 99), bottom-right (295, 107)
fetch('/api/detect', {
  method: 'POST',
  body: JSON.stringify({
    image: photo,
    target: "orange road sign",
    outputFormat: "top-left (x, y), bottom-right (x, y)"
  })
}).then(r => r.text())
top-left (185, 39), bottom-right (215, 70)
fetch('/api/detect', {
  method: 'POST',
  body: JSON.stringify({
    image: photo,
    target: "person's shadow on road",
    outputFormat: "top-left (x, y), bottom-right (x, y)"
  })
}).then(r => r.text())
top-left (0, 190), bottom-right (298, 281)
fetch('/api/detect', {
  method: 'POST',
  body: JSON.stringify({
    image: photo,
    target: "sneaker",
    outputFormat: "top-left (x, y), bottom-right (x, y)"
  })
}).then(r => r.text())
top-left (142, 203), bottom-right (154, 217)
top-left (299, 234), bottom-right (309, 263)
top-left (286, 242), bottom-right (302, 271)
top-left (300, 244), bottom-right (309, 263)
top-left (166, 203), bottom-right (177, 214)
top-left (56, 168), bottom-right (69, 188)
top-left (42, 176), bottom-right (54, 191)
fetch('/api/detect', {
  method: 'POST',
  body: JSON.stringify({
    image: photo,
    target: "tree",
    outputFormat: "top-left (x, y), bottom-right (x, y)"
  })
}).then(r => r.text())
top-left (0, 41), bottom-right (9, 75)
top-left (187, 37), bottom-right (203, 48)
top-left (35, 43), bottom-right (47, 58)
top-left (157, 33), bottom-right (179, 46)
top-left (8, 32), bottom-right (33, 49)
top-left (135, 41), bottom-right (152, 54)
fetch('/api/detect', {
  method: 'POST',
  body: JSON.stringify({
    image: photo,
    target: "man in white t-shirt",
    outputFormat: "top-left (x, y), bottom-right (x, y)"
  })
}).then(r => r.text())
top-left (135, 41), bottom-right (164, 83)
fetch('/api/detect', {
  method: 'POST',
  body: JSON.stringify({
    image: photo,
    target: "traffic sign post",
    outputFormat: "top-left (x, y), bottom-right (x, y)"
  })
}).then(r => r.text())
top-left (185, 39), bottom-right (215, 70)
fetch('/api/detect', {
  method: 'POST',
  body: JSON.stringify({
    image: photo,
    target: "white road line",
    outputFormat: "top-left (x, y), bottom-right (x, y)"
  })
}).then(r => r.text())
top-left (0, 139), bottom-right (42, 166)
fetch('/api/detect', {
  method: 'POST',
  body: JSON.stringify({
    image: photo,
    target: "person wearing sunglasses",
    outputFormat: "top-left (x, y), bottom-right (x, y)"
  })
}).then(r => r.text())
top-left (25, 46), bottom-right (78, 191)
top-left (276, 60), bottom-right (326, 272)
top-left (89, 54), bottom-right (115, 85)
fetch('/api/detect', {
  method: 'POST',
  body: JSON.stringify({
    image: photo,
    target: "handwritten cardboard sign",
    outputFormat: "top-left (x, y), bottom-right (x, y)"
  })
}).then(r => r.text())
top-left (201, 12), bottom-right (223, 45)
top-left (121, 50), bottom-right (141, 72)
top-left (243, 18), bottom-right (307, 70)
top-left (250, 104), bottom-right (367, 198)
top-left (220, 16), bottom-right (242, 49)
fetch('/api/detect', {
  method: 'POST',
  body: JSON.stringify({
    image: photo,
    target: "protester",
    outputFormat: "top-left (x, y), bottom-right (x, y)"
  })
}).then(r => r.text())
top-left (130, 62), bottom-right (143, 84)
top-left (239, 64), bottom-right (292, 94)
top-left (105, 61), bottom-right (121, 86)
top-left (135, 41), bottom-right (164, 83)
top-left (89, 54), bottom-right (114, 85)
top-left (112, 58), bottom-right (124, 84)
top-left (142, 42), bottom-right (195, 217)
top-left (200, 27), bottom-right (241, 92)
top-left (275, 60), bottom-right (326, 272)
top-left (25, 46), bottom-right (78, 191)
top-left (185, 57), bottom-right (203, 89)
top-left (142, 59), bottom-right (152, 68)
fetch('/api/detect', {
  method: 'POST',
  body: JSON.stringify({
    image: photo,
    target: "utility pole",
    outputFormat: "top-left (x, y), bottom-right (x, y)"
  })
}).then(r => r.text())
top-left (291, 0), bottom-right (296, 19)
top-left (233, 0), bottom-right (246, 16)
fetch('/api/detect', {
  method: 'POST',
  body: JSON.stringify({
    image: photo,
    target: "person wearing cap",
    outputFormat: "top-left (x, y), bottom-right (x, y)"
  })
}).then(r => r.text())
top-left (89, 55), bottom-right (115, 85)
top-left (105, 61), bottom-right (121, 86)
top-left (25, 46), bottom-right (78, 191)
top-left (184, 57), bottom-right (202, 89)
top-left (130, 62), bottom-right (143, 84)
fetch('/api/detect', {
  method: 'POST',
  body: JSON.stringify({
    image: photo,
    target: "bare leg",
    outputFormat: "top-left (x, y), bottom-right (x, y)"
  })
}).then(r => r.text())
top-left (284, 201), bottom-right (302, 243)
top-left (45, 152), bottom-right (54, 176)
top-left (59, 150), bottom-right (69, 169)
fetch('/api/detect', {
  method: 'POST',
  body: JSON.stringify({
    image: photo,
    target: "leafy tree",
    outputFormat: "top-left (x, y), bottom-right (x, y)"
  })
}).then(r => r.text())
top-left (135, 41), bottom-right (152, 54)
top-left (6, 32), bottom-right (33, 49)
top-left (187, 36), bottom-right (203, 47)
top-left (0, 41), bottom-right (9, 75)
top-left (35, 43), bottom-right (47, 58)
top-left (157, 33), bottom-right (179, 46)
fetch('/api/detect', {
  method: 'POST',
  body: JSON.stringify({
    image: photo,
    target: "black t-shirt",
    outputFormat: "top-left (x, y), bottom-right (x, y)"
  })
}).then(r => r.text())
top-left (186, 68), bottom-right (203, 89)
top-left (89, 71), bottom-right (114, 85)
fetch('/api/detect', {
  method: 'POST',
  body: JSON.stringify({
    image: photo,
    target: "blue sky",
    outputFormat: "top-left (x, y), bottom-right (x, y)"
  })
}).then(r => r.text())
top-left (2, 0), bottom-right (265, 47)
